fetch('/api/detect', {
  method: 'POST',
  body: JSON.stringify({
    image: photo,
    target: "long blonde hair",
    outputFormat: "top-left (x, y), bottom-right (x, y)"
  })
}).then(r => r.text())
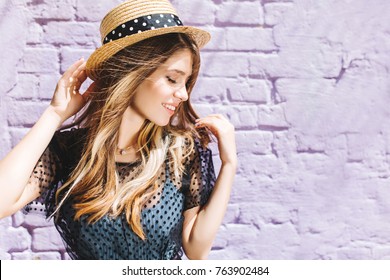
top-left (54, 33), bottom-right (210, 239)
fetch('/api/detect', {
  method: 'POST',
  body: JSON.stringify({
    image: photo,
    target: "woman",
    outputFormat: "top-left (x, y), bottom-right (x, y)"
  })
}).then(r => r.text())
top-left (0, 0), bottom-right (236, 260)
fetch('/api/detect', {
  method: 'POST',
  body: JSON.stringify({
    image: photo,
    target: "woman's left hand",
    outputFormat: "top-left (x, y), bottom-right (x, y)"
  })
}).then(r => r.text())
top-left (195, 114), bottom-right (237, 167)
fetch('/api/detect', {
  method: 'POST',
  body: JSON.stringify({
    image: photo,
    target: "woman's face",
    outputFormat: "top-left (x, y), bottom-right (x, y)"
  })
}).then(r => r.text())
top-left (132, 49), bottom-right (193, 126)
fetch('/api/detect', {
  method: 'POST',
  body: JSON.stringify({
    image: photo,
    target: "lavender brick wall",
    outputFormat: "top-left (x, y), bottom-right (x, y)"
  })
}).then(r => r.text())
top-left (1, 0), bottom-right (389, 260)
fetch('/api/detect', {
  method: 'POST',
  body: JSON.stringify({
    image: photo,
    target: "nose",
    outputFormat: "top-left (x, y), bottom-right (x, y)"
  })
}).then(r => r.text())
top-left (174, 86), bottom-right (188, 102)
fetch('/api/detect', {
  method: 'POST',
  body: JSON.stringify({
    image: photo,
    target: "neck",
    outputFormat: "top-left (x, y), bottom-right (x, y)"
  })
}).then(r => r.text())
top-left (118, 106), bottom-right (145, 149)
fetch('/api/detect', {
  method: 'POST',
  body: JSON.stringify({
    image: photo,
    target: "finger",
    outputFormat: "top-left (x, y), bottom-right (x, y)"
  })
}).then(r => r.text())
top-left (195, 118), bottom-right (217, 128)
top-left (81, 82), bottom-right (97, 102)
top-left (78, 69), bottom-right (88, 83)
top-left (71, 62), bottom-right (87, 81)
top-left (195, 114), bottom-right (223, 121)
top-left (62, 58), bottom-right (85, 81)
top-left (195, 116), bottom-right (219, 124)
top-left (73, 70), bottom-right (87, 91)
top-left (205, 113), bottom-right (225, 119)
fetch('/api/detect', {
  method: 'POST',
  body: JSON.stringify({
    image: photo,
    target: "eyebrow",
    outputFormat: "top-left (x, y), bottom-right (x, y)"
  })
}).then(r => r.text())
top-left (168, 69), bottom-right (191, 76)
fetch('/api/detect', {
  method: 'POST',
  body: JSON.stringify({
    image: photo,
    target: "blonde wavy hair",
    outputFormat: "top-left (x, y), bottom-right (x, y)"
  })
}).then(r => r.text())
top-left (53, 33), bottom-right (210, 240)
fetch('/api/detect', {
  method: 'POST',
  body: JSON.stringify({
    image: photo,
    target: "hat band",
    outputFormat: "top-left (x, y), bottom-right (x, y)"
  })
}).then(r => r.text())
top-left (103, 13), bottom-right (183, 45)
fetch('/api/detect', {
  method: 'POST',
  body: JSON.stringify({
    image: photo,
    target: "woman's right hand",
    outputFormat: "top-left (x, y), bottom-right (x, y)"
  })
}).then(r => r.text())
top-left (50, 58), bottom-right (95, 123)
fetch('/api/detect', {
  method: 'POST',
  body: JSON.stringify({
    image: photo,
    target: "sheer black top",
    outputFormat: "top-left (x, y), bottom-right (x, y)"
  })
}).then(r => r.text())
top-left (24, 128), bottom-right (216, 260)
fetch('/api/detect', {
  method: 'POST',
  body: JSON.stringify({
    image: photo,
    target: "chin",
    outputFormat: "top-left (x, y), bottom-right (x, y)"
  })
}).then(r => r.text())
top-left (150, 118), bottom-right (170, 127)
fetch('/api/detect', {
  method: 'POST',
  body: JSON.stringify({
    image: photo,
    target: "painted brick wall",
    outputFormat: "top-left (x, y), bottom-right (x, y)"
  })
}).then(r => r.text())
top-left (1, 0), bottom-right (390, 260)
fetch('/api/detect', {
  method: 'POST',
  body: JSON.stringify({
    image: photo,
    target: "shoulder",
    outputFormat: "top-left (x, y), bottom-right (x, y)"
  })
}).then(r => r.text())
top-left (50, 127), bottom-right (89, 162)
top-left (53, 127), bottom-right (88, 143)
top-left (180, 135), bottom-right (213, 169)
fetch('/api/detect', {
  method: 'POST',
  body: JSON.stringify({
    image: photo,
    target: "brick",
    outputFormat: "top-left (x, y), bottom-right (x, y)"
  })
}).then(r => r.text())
top-left (346, 134), bottom-right (386, 162)
top-left (33, 252), bottom-right (63, 260)
top-left (38, 73), bottom-right (61, 100)
top-left (11, 252), bottom-right (33, 260)
top-left (274, 88), bottom-right (351, 136)
top-left (236, 131), bottom-right (273, 155)
top-left (202, 28), bottom-right (227, 51)
top-left (23, 213), bottom-right (54, 228)
top-left (0, 251), bottom-right (11, 259)
top-left (12, 211), bottom-right (25, 227)
top-left (76, 0), bottom-right (123, 22)
top-left (0, 2), bottom-right (28, 95)
top-left (217, 105), bottom-right (258, 129)
top-left (194, 103), bottom-right (257, 130)
top-left (291, 234), bottom-right (326, 259)
top-left (226, 27), bottom-right (276, 51)
top-left (208, 248), bottom-right (241, 260)
top-left (229, 176), bottom-right (252, 202)
top-left (174, 1), bottom-right (217, 25)
top-left (217, 224), bottom-right (288, 259)
top-left (344, 162), bottom-right (374, 180)
top-left (191, 104), bottom-right (216, 118)
top-left (249, 49), bottom-right (343, 78)
top-left (43, 22), bottom-right (100, 46)
top-left (0, 227), bottom-right (30, 251)
top-left (26, 22), bottom-right (44, 44)
top-left (264, 3), bottom-right (294, 26)
top-left (0, 128), bottom-right (11, 159)
top-left (235, 153), bottom-right (283, 177)
top-left (201, 52), bottom-right (249, 77)
top-left (254, 223), bottom-right (300, 259)
top-left (28, 0), bottom-right (76, 20)
top-left (9, 127), bottom-right (29, 148)
top-left (222, 204), bottom-right (240, 224)
top-left (18, 48), bottom-right (59, 74)
top-left (275, 78), bottom-right (336, 97)
top-left (295, 133), bottom-right (326, 153)
top-left (216, 2), bottom-right (263, 25)
top-left (262, 0), bottom-right (294, 2)
top-left (336, 247), bottom-right (372, 260)
top-left (7, 101), bottom-right (49, 127)
top-left (257, 105), bottom-right (290, 128)
top-left (12, 251), bottom-right (62, 260)
top-left (228, 78), bottom-right (270, 103)
top-left (63, 252), bottom-right (72, 259)
top-left (0, 216), bottom-right (12, 228)
top-left (217, 224), bottom-right (259, 246)
top-left (8, 74), bottom-right (39, 100)
top-left (191, 77), bottom-right (227, 103)
top-left (290, 153), bottom-right (333, 176)
top-left (211, 227), bottom-right (228, 250)
top-left (239, 202), bottom-right (291, 226)
top-left (32, 226), bottom-right (65, 251)
top-left (60, 47), bottom-right (95, 73)
top-left (373, 246), bottom-right (390, 260)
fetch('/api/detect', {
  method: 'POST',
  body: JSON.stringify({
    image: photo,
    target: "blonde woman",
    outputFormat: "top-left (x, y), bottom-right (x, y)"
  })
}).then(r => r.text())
top-left (0, 0), bottom-right (236, 260)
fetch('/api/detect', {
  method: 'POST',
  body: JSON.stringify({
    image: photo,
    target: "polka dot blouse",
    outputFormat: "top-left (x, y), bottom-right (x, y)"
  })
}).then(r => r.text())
top-left (24, 128), bottom-right (216, 260)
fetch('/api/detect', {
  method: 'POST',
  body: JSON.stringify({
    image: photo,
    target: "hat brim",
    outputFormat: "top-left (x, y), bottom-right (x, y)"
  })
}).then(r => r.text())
top-left (86, 26), bottom-right (210, 81)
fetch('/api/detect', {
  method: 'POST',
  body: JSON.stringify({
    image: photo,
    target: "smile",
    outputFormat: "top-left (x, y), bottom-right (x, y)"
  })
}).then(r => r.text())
top-left (162, 103), bottom-right (176, 111)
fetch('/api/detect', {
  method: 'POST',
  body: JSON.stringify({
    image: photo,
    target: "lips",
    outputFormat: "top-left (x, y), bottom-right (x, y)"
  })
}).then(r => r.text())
top-left (162, 103), bottom-right (176, 111)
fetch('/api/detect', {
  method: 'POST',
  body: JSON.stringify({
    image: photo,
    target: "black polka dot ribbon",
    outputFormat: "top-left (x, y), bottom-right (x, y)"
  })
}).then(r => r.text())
top-left (104, 13), bottom-right (183, 44)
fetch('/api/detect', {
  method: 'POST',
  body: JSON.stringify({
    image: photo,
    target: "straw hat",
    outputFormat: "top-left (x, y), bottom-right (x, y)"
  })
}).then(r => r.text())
top-left (86, 0), bottom-right (211, 81)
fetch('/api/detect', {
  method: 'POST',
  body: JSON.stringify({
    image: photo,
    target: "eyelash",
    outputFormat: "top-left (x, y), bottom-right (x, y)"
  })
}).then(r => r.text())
top-left (166, 76), bottom-right (177, 84)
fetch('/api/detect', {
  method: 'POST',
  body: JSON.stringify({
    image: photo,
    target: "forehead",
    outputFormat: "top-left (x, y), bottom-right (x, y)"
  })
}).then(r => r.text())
top-left (161, 49), bottom-right (193, 71)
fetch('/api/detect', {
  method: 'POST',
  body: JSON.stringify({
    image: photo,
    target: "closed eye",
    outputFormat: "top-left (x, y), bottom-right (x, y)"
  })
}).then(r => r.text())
top-left (166, 76), bottom-right (177, 84)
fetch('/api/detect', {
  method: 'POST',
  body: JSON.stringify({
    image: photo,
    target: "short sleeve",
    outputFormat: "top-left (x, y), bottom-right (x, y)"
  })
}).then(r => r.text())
top-left (23, 138), bottom-right (62, 216)
top-left (23, 128), bottom-right (88, 217)
top-left (182, 138), bottom-right (216, 211)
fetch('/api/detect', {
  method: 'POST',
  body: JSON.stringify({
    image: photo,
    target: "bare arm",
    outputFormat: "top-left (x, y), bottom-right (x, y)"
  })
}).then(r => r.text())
top-left (182, 114), bottom-right (237, 259)
top-left (0, 58), bottom-right (91, 218)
